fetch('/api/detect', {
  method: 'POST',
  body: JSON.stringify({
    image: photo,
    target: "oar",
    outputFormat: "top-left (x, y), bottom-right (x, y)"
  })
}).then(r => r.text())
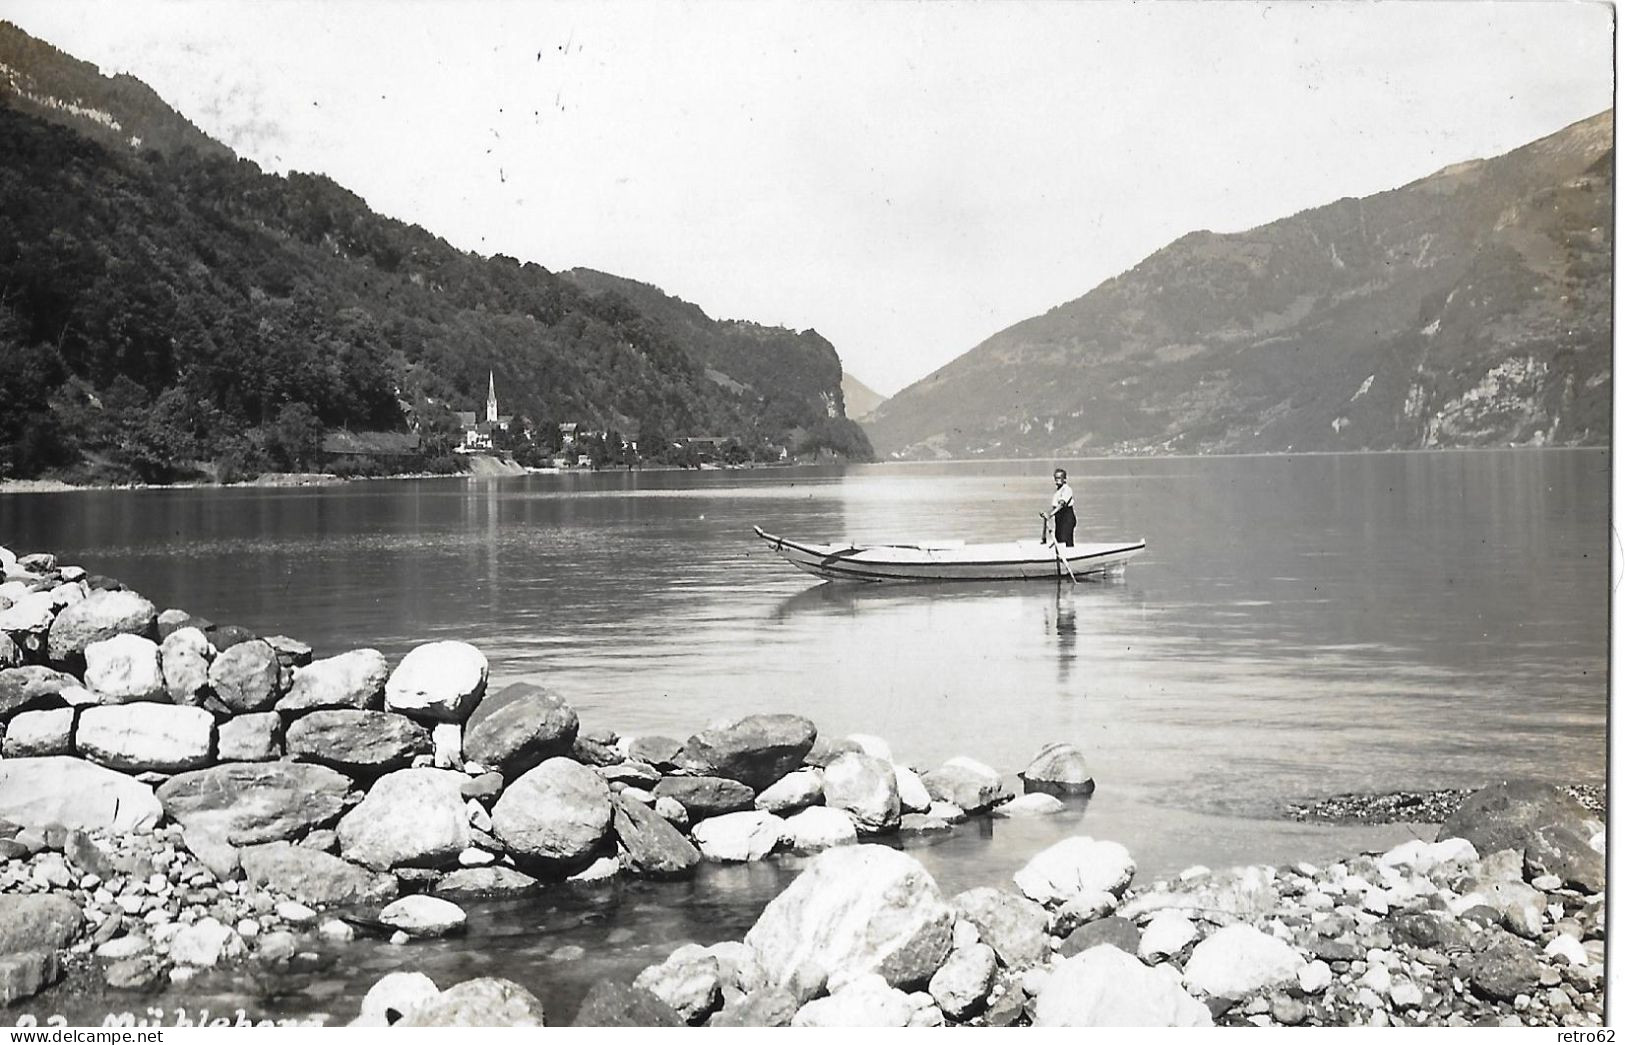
top-left (1040, 513), bottom-right (1077, 584)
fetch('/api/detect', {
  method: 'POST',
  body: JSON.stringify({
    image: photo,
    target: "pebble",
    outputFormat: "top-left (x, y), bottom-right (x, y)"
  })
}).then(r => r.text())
top-left (275, 900), bottom-right (316, 926)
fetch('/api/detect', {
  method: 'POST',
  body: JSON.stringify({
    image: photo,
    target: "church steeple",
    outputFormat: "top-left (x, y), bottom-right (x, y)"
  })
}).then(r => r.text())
top-left (485, 371), bottom-right (498, 423)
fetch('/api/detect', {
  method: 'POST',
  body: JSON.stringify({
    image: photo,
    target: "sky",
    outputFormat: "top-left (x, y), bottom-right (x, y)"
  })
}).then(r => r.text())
top-left (7, 0), bottom-right (1615, 395)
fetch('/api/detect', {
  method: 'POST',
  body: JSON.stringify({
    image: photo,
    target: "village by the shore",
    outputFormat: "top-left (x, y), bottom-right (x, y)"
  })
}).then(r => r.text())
top-left (0, 545), bottom-right (1606, 1027)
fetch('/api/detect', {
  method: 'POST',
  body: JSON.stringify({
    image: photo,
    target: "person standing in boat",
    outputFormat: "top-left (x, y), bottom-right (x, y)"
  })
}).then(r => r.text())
top-left (1046, 468), bottom-right (1077, 547)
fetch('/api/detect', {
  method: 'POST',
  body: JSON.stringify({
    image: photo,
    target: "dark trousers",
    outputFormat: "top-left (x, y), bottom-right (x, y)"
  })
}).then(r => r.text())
top-left (1054, 506), bottom-right (1076, 547)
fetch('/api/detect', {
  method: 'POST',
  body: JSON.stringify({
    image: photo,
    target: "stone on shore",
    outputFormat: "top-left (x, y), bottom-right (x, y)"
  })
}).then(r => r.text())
top-left (492, 757), bottom-right (613, 865)
top-left (791, 973), bottom-right (914, 1027)
top-left (573, 981), bottom-right (685, 1027)
top-left (384, 640), bottom-right (488, 723)
top-left (1438, 781), bottom-right (1597, 862)
top-left (745, 845), bottom-right (954, 998)
top-left (610, 795), bottom-right (701, 877)
top-left (338, 767), bottom-right (470, 870)
top-left (217, 712), bottom-right (282, 761)
top-left (1013, 836), bottom-right (1136, 906)
top-left (0, 756), bottom-right (162, 832)
top-left (285, 709), bottom-right (431, 774)
top-left (83, 634), bottom-right (166, 703)
top-left (75, 703), bottom-right (214, 772)
top-left (922, 757), bottom-right (1011, 814)
top-left (951, 887), bottom-right (1051, 969)
top-left (46, 589), bottom-right (156, 663)
top-left (168, 917), bottom-right (243, 967)
top-left (0, 592), bottom-right (56, 651)
top-left (1035, 945), bottom-right (1211, 1026)
top-left (780, 806), bottom-right (858, 851)
top-left (992, 792), bottom-right (1066, 818)
top-left (653, 775), bottom-right (755, 820)
top-left (804, 735), bottom-right (864, 767)
top-left (159, 627), bottom-right (214, 705)
top-left (678, 714), bottom-right (818, 790)
top-left (821, 752), bottom-right (901, 834)
top-left (710, 986), bottom-right (800, 1028)
top-left (238, 841), bottom-right (399, 905)
top-left (899, 813), bottom-right (952, 836)
top-left (156, 761), bottom-right (352, 844)
top-left (277, 648), bottom-right (389, 713)
top-left (928, 943), bottom-right (997, 1018)
top-left (0, 666), bottom-right (80, 720)
top-left (1181, 924), bottom-right (1307, 1000)
top-left (395, 977), bottom-right (545, 1026)
top-left (0, 895), bottom-right (84, 953)
top-left (1059, 915), bottom-right (1141, 958)
top-left (380, 895), bottom-right (466, 938)
top-left (754, 767), bottom-right (824, 813)
top-left (460, 683), bottom-right (578, 776)
top-left (0, 951), bottom-right (61, 1006)
top-left (1020, 742), bottom-right (1095, 795)
top-left (1524, 822), bottom-right (1606, 893)
top-left (432, 866), bottom-right (541, 899)
top-left (354, 971), bottom-right (440, 1026)
top-left (2, 707), bottom-right (74, 757)
top-left (893, 765), bottom-right (933, 814)
top-left (692, 810), bottom-right (784, 862)
top-left (626, 735), bottom-right (684, 768)
top-left (1462, 929), bottom-right (1544, 1000)
top-left (634, 946), bottom-right (724, 1023)
top-left (206, 639), bottom-right (283, 713)
top-left (1138, 911), bottom-right (1198, 962)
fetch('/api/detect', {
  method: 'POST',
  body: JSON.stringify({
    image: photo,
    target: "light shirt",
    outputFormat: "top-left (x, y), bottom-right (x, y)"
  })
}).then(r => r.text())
top-left (1051, 482), bottom-right (1075, 513)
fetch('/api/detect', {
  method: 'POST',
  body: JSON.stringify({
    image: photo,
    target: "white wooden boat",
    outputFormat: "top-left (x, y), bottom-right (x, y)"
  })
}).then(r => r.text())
top-left (753, 526), bottom-right (1145, 582)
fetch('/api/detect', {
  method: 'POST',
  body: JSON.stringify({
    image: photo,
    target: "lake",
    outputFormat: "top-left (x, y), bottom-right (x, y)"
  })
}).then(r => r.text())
top-left (0, 448), bottom-right (1608, 1023)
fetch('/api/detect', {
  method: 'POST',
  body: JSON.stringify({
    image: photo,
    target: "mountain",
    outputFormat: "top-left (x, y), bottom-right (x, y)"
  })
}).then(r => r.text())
top-left (865, 111), bottom-right (1612, 459)
top-left (0, 21), bottom-right (870, 481)
top-left (841, 372), bottom-right (886, 421)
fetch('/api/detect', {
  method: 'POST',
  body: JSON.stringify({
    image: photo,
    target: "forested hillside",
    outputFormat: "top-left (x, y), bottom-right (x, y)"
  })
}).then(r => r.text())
top-left (0, 22), bottom-right (870, 481)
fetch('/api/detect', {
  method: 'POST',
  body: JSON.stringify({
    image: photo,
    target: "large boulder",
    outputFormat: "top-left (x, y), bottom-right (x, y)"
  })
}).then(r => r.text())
top-left (744, 845), bottom-right (954, 996)
top-left (278, 648), bottom-right (389, 713)
top-left (1524, 822), bottom-right (1605, 893)
top-left (928, 942), bottom-right (997, 1019)
top-left (1013, 837), bottom-right (1136, 906)
top-left (1, 708), bottom-right (74, 758)
top-left (691, 810), bottom-right (784, 862)
top-left (610, 795), bottom-right (700, 877)
top-left (83, 634), bottom-right (166, 703)
top-left (1438, 781), bottom-right (1598, 860)
top-left (1181, 924), bottom-right (1307, 1000)
top-left (780, 806), bottom-right (858, 852)
top-left (238, 842), bottom-right (398, 906)
top-left (1019, 742), bottom-right (1095, 795)
top-left (0, 666), bottom-right (78, 721)
top-left (384, 640), bottom-right (488, 723)
top-left (951, 887), bottom-right (1050, 969)
top-left (0, 756), bottom-right (161, 832)
top-left (677, 714), bottom-right (817, 790)
top-left (1034, 945), bottom-right (1211, 1026)
top-left (432, 867), bottom-right (541, 899)
top-left (156, 762), bottom-right (353, 844)
top-left (0, 591), bottom-right (56, 651)
top-left (216, 712), bottom-right (282, 762)
top-left (491, 757), bottom-right (613, 865)
top-left (380, 895), bottom-right (466, 938)
top-left (207, 640), bottom-right (283, 713)
top-left (822, 752), bottom-right (901, 834)
top-left (0, 895), bottom-right (84, 953)
top-left (46, 589), bottom-right (156, 663)
top-left (159, 627), bottom-right (214, 706)
top-left (791, 974), bottom-right (915, 1027)
top-left (653, 775), bottom-right (756, 820)
top-left (461, 683), bottom-right (578, 776)
top-left (338, 768), bottom-right (470, 870)
top-left (921, 757), bottom-right (1011, 814)
top-left (755, 768), bottom-right (824, 813)
top-left (633, 947), bottom-right (724, 1023)
top-left (1461, 929), bottom-right (1544, 1000)
top-left (75, 704), bottom-right (214, 772)
top-left (353, 971), bottom-right (440, 1026)
top-left (0, 950), bottom-right (59, 1007)
top-left (893, 765), bottom-right (933, 814)
top-left (285, 709), bottom-right (431, 774)
top-left (395, 978), bottom-right (546, 1026)
top-left (573, 981), bottom-right (685, 1027)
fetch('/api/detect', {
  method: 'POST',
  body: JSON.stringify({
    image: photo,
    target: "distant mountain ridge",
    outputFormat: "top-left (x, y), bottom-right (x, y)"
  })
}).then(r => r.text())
top-left (865, 111), bottom-right (1612, 459)
top-left (841, 372), bottom-right (886, 420)
top-left (0, 20), bottom-right (871, 479)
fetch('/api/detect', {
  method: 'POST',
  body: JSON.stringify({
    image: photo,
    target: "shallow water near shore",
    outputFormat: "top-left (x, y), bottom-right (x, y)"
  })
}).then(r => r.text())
top-left (0, 449), bottom-right (1607, 1023)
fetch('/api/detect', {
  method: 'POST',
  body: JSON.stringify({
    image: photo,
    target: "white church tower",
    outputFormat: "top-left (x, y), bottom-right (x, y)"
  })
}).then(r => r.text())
top-left (486, 371), bottom-right (499, 424)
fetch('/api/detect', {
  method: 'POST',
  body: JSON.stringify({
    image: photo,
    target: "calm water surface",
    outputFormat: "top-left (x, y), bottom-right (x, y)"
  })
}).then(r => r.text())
top-left (0, 449), bottom-right (1607, 1023)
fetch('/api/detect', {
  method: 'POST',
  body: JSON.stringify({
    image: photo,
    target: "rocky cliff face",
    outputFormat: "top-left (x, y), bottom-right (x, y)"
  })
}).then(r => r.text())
top-left (865, 112), bottom-right (1612, 459)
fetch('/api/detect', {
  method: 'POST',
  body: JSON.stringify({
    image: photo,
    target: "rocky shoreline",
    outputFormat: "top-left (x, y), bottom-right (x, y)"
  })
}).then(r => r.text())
top-left (0, 543), bottom-right (1607, 1027)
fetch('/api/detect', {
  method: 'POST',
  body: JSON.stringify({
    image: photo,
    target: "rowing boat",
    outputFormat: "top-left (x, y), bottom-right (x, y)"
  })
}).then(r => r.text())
top-left (753, 526), bottom-right (1145, 583)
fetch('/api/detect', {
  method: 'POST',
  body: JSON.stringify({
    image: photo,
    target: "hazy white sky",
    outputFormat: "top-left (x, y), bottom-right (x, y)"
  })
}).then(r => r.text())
top-left (8, 0), bottom-right (1614, 394)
